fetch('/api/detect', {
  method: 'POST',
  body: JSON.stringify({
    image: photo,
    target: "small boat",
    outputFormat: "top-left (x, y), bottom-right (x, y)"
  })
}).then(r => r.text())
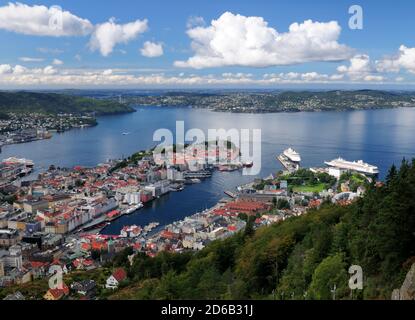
top-left (242, 161), bottom-right (253, 168)
top-left (122, 132), bottom-right (130, 135)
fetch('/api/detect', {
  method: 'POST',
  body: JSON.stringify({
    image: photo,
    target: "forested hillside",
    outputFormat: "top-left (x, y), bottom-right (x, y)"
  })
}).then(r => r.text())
top-left (0, 91), bottom-right (135, 115)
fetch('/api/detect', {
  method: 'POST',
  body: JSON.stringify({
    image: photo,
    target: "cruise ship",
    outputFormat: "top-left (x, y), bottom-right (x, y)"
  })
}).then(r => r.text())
top-left (283, 148), bottom-right (301, 163)
top-left (325, 158), bottom-right (379, 176)
top-left (277, 148), bottom-right (301, 172)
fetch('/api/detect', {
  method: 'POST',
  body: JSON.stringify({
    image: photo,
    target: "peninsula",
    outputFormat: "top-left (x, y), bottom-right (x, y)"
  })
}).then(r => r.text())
top-left (126, 90), bottom-right (415, 113)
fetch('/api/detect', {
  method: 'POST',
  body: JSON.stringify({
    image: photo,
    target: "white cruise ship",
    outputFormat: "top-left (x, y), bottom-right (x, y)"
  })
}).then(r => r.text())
top-left (325, 158), bottom-right (379, 175)
top-left (283, 148), bottom-right (301, 163)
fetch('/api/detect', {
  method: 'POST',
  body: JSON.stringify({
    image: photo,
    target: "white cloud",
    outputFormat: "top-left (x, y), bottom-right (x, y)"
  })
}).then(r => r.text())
top-left (186, 16), bottom-right (205, 29)
top-left (0, 66), bottom-right (408, 88)
top-left (37, 47), bottom-right (64, 54)
top-left (300, 72), bottom-right (329, 81)
top-left (330, 74), bottom-right (344, 81)
top-left (43, 65), bottom-right (57, 75)
top-left (337, 54), bottom-right (384, 81)
top-left (52, 59), bottom-right (64, 65)
top-left (175, 12), bottom-right (352, 68)
top-left (89, 18), bottom-right (148, 56)
top-left (376, 45), bottom-right (415, 74)
top-left (0, 64), bottom-right (12, 74)
top-left (0, 2), bottom-right (93, 36)
top-left (19, 57), bottom-right (44, 62)
top-left (13, 65), bottom-right (27, 74)
top-left (363, 75), bottom-right (384, 82)
top-left (222, 72), bottom-right (253, 79)
top-left (140, 41), bottom-right (164, 57)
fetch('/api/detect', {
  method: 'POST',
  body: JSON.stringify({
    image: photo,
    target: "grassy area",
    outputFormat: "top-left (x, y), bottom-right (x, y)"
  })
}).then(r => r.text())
top-left (0, 278), bottom-right (49, 300)
top-left (293, 183), bottom-right (326, 193)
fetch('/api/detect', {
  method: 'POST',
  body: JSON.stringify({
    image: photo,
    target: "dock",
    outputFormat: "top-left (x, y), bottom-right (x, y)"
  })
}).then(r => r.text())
top-left (224, 190), bottom-right (238, 198)
top-left (277, 154), bottom-right (300, 173)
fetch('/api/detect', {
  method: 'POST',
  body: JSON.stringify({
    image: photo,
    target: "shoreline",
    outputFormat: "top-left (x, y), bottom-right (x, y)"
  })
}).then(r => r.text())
top-left (131, 103), bottom-right (414, 114)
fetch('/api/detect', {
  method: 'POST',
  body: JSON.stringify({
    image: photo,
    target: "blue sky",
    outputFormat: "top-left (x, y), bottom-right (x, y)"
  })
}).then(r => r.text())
top-left (0, 0), bottom-right (415, 88)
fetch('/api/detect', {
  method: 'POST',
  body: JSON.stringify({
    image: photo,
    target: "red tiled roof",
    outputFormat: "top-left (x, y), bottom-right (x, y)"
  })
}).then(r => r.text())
top-left (30, 261), bottom-right (47, 268)
top-left (81, 243), bottom-right (91, 251)
top-left (47, 283), bottom-right (69, 299)
top-left (112, 268), bottom-right (127, 282)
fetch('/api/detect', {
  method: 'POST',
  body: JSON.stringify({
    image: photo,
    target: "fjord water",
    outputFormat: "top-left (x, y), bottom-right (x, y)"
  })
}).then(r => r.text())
top-left (2, 106), bottom-right (415, 234)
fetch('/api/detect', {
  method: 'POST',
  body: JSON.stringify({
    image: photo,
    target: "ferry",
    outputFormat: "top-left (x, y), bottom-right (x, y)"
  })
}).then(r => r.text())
top-left (170, 183), bottom-right (185, 191)
top-left (125, 203), bottom-right (144, 215)
top-left (325, 158), bottom-right (379, 176)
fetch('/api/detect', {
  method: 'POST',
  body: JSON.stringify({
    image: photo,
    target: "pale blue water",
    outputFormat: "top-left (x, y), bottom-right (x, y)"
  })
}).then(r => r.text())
top-left (2, 106), bottom-right (415, 234)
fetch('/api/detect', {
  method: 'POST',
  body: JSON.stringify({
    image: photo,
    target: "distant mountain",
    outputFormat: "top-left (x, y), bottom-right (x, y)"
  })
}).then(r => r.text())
top-left (127, 89), bottom-right (415, 113)
top-left (0, 91), bottom-right (135, 115)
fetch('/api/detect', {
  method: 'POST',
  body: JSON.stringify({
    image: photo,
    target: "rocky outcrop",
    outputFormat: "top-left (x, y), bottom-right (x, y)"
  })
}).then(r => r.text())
top-left (391, 263), bottom-right (415, 300)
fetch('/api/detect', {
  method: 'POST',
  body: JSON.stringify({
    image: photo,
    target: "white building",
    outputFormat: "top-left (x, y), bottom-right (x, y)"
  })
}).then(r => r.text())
top-left (124, 192), bottom-right (141, 205)
top-left (1, 245), bottom-right (23, 270)
top-left (105, 268), bottom-right (127, 289)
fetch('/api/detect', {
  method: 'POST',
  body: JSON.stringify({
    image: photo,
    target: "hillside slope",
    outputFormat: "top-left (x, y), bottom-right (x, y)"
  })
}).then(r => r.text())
top-left (0, 91), bottom-right (135, 115)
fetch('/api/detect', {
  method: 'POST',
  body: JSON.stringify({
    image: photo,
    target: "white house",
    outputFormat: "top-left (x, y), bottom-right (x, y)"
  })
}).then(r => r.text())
top-left (105, 268), bottom-right (127, 289)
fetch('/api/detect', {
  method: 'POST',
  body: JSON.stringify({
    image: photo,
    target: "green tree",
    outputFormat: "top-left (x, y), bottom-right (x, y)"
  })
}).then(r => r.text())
top-left (308, 253), bottom-right (349, 300)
